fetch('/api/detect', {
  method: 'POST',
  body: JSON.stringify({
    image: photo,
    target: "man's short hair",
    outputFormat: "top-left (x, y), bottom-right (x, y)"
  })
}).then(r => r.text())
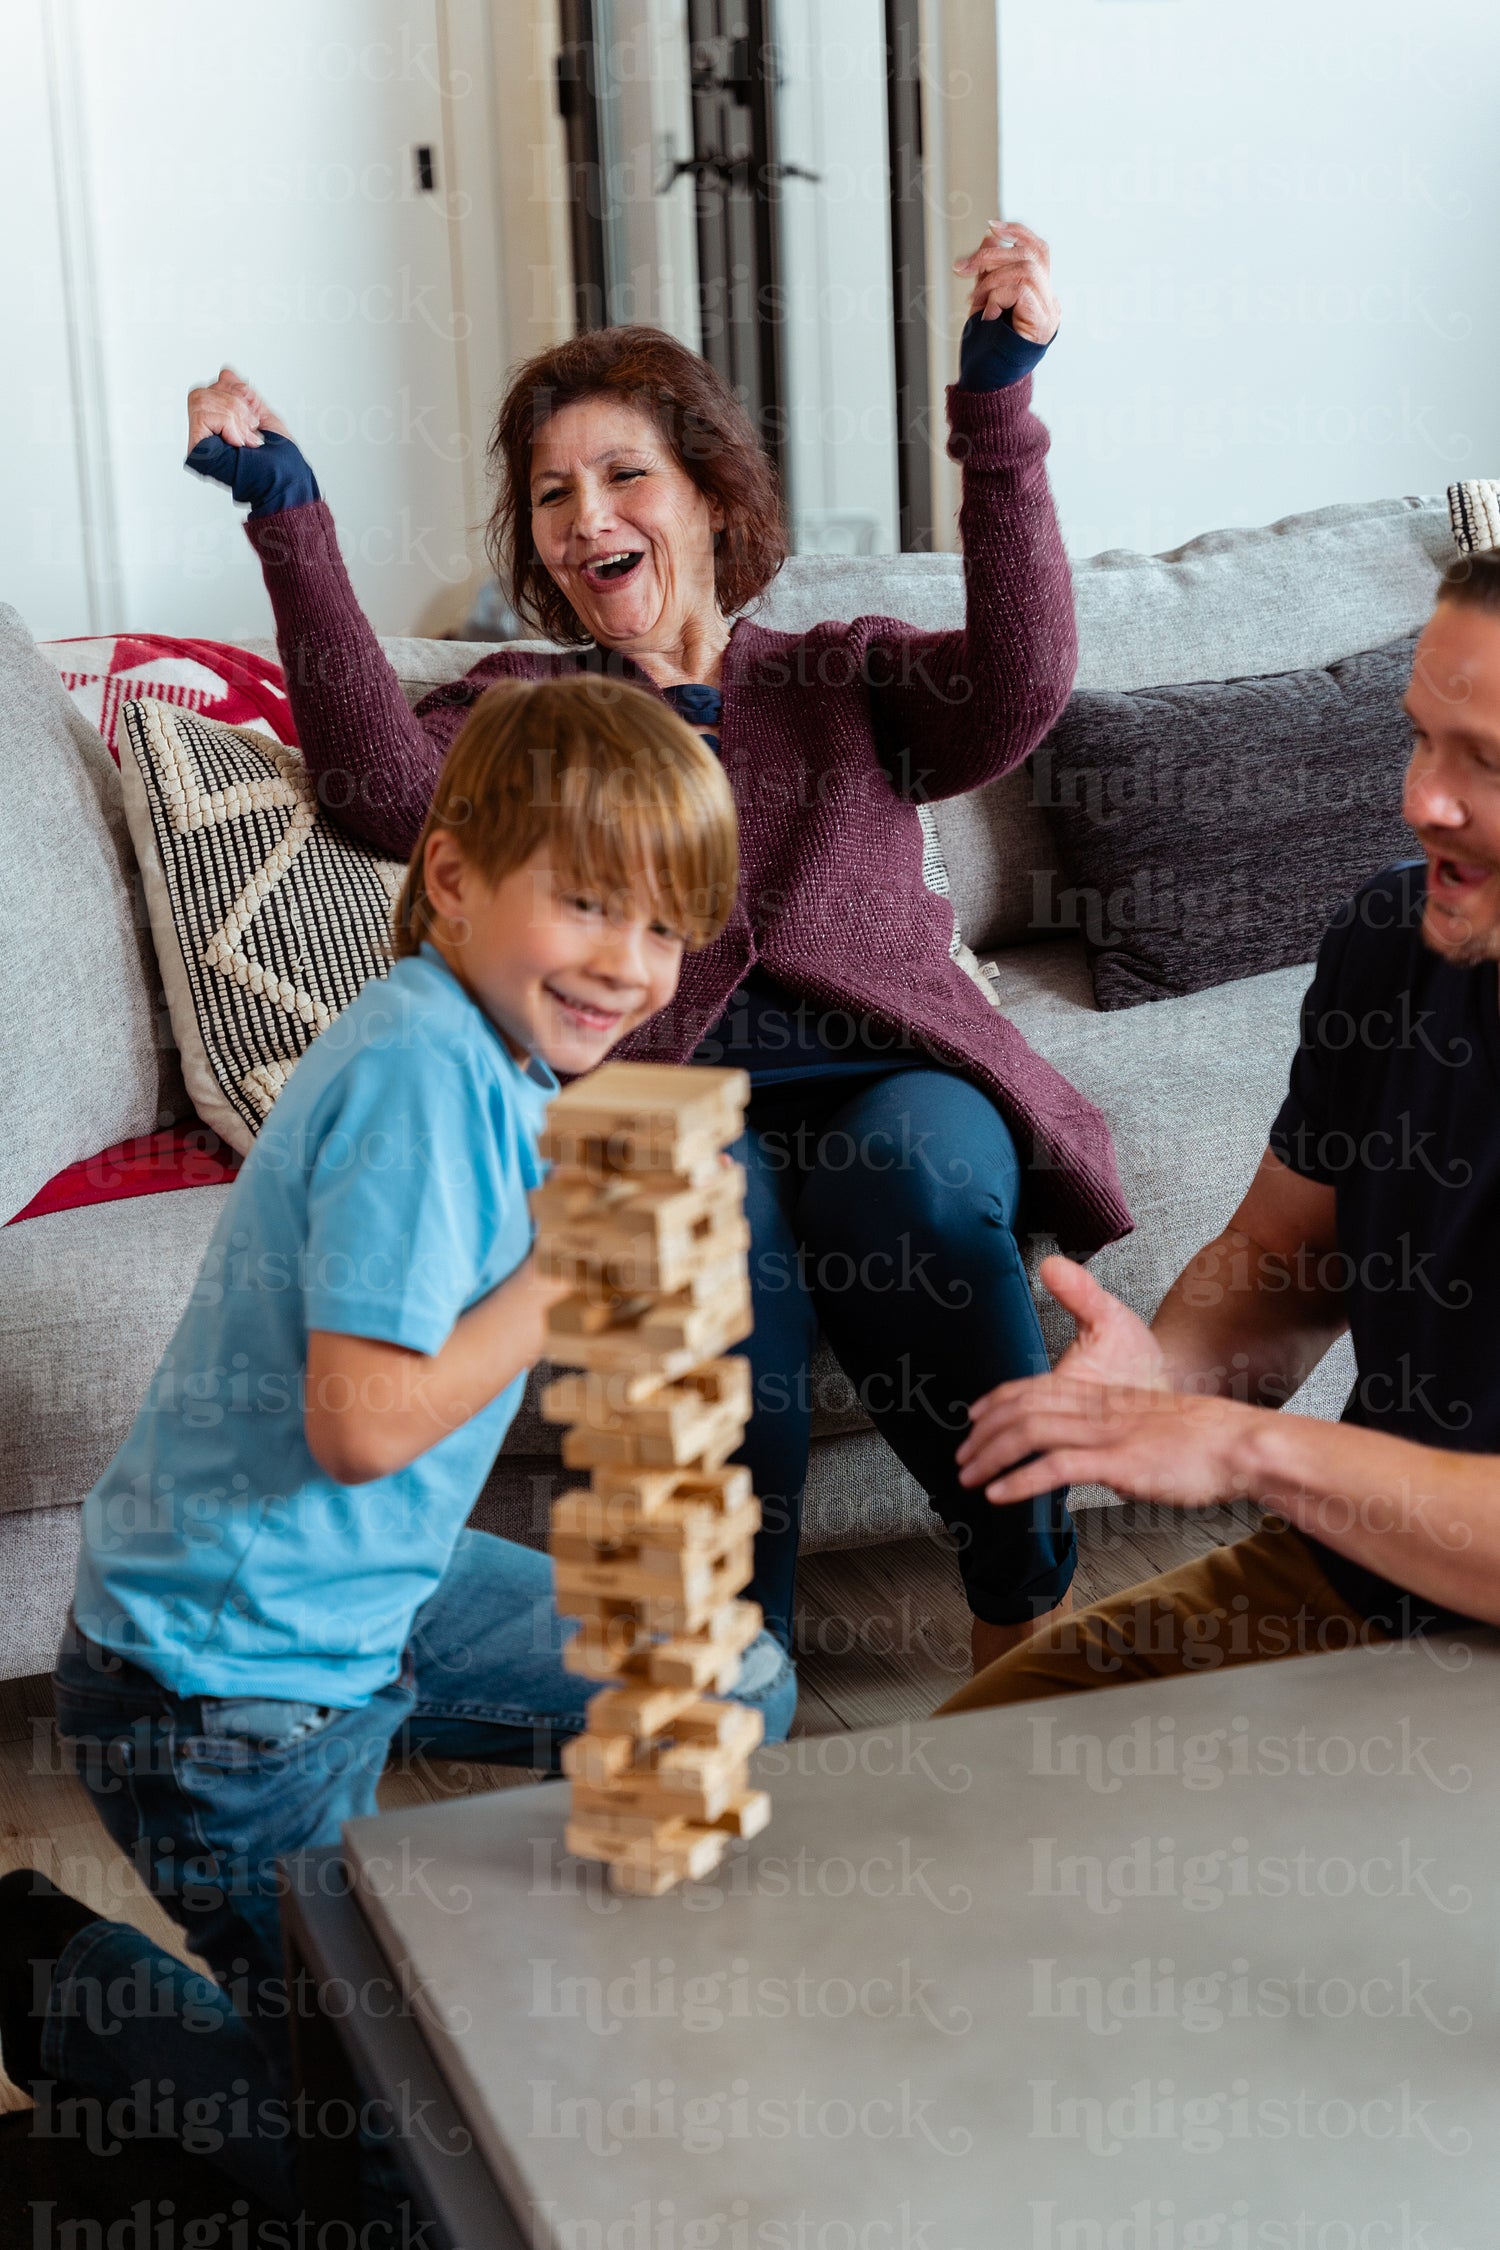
top-left (1438, 550), bottom-right (1500, 614)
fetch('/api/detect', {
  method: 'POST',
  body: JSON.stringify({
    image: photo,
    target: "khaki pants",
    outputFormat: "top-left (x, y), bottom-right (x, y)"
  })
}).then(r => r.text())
top-left (936, 1520), bottom-right (1390, 1716)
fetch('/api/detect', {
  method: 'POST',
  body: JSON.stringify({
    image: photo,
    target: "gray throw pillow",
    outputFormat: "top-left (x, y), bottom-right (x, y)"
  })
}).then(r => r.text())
top-left (0, 606), bottom-right (184, 1221)
top-left (1032, 635), bottom-right (1419, 1010)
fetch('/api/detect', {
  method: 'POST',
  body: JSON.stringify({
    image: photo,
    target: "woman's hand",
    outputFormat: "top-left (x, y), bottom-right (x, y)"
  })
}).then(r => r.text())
top-left (186, 364), bottom-right (291, 454)
top-left (953, 219), bottom-right (1060, 343)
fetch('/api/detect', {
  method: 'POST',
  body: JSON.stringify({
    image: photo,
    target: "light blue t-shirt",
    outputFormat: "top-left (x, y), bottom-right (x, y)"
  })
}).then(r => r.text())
top-left (73, 945), bottom-right (557, 1704)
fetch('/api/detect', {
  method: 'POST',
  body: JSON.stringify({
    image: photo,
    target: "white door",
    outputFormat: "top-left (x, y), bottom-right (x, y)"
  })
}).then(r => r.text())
top-left (46, 0), bottom-right (475, 639)
top-left (0, 2), bottom-right (94, 640)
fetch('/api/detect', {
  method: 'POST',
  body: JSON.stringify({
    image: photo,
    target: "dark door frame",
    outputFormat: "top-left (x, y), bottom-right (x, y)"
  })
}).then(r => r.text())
top-left (885, 0), bottom-right (933, 551)
top-left (683, 0), bottom-right (790, 514)
top-left (558, 0), bottom-right (933, 549)
top-left (556, 0), bottom-right (610, 333)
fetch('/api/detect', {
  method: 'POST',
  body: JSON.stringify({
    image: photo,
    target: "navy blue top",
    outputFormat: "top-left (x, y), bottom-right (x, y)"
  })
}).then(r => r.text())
top-left (1269, 862), bottom-right (1500, 1629)
top-left (188, 314), bottom-right (1051, 1088)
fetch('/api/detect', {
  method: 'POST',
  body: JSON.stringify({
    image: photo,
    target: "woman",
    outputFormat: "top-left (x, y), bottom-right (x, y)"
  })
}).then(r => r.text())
top-left (186, 219), bottom-right (1131, 1675)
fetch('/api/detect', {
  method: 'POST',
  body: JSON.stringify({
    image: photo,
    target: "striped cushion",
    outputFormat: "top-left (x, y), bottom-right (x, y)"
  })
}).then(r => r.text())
top-left (1448, 479), bottom-right (1500, 556)
top-left (118, 698), bottom-right (404, 1154)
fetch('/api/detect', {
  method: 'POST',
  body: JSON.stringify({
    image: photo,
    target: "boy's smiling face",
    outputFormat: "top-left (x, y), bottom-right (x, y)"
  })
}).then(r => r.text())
top-left (421, 836), bottom-right (686, 1074)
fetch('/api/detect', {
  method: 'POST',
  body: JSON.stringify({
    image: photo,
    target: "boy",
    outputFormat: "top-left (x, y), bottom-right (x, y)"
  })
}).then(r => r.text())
top-left (1, 676), bottom-right (793, 2216)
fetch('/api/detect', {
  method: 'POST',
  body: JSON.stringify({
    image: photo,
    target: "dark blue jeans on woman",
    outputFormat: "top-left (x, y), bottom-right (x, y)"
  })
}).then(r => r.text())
top-left (732, 1068), bottom-right (1076, 1649)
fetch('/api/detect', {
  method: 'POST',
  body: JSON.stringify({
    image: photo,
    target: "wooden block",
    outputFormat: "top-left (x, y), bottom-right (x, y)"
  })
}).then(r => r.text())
top-left (543, 1281), bottom-right (752, 1387)
top-left (545, 1256), bottom-right (748, 1337)
top-left (561, 1732), bottom-right (636, 1785)
top-left (539, 1062), bottom-right (749, 1181)
top-left (609, 1826), bottom-right (732, 1891)
top-left (635, 1599), bottom-right (763, 1691)
top-left (535, 1180), bottom-right (749, 1296)
top-left (546, 1359), bottom-right (751, 1472)
top-left (671, 1700), bottom-right (764, 1755)
top-left (636, 1503), bottom-right (761, 1569)
top-left (585, 1681), bottom-right (701, 1738)
top-left (551, 1592), bottom-right (639, 1627)
top-left (714, 1788), bottom-right (772, 1840)
top-left (550, 1468), bottom-right (754, 1547)
top-left (553, 1514), bottom-right (753, 1587)
top-left (530, 1155), bottom-right (722, 1220)
top-left (545, 1289), bottom-right (655, 1337)
top-left (632, 1544), bottom-right (758, 1635)
top-left (559, 1621), bottom-right (647, 1676)
top-left (564, 1801), bottom-right (669, 1842)
top-left (607, 1857), bottom-right (691, 1897)
top-left (571, 1759), bottom-right (748, 1826)
top-left (590, 1463), bottom-right (754, 1520)
top-left (542, 1361), bottom-right (752, 1426)
top-left (556, 1542), bottom-right (754, 1640)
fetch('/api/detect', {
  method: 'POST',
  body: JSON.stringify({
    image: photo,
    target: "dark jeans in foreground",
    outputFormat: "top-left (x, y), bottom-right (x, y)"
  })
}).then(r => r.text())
top-left (47, 1528), bottom-right (795, 2219)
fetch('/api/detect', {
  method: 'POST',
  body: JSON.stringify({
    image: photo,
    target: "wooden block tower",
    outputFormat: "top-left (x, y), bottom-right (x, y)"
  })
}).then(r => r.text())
top-left (533, 1062), bottom-right (772, 1896)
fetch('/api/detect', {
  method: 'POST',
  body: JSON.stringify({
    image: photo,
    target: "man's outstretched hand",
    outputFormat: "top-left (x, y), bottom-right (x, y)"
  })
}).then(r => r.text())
top-left (956, 1255), bottom-right (1257, 1511)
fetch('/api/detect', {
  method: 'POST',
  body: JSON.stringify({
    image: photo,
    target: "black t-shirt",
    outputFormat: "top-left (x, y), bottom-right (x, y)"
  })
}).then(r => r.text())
top-left (1269, 861), bottom-right (1500, 1625)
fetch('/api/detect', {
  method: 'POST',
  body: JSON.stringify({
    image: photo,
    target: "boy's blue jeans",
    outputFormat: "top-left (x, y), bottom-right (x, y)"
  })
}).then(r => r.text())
top-left (47, 1527), bottom-right (795, 2218)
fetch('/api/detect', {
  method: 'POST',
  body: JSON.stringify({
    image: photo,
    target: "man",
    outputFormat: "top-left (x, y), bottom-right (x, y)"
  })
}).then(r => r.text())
top-left (940, 551), bottom-right (1500, 1715)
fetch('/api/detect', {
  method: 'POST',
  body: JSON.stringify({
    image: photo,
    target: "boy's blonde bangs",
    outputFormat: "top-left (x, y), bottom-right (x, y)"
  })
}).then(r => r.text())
top-left (542, 749), bottom-right (738, 947)
top-left (393, 676), bottom-right (738, 959)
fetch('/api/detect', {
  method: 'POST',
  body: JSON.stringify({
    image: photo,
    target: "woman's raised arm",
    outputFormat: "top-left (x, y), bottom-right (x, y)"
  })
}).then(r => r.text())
top-left (186, 366), bottom-right (479, 859)
top-left (862, 222), bottom-right (1077, 804)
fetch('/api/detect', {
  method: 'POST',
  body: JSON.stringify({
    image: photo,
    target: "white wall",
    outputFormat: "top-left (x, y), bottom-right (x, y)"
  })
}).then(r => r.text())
top-left (3, 0), bottom-right (514, 644)
top-left (0, 3), bottom-right (95, 636)
top-left (777, 0), bottom-right (901, 555)
top-left (999, 0), bottom-right (1500, 555)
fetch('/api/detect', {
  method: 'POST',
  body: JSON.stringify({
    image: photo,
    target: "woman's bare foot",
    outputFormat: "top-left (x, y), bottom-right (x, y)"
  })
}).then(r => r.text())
top-left (970, 1589), bottom-right (1074, 1678)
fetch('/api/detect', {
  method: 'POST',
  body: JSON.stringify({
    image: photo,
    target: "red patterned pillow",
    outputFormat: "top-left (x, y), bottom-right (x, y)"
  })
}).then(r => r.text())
top-left (40, 633), bottom-right (296, 759)
top-left (6, 635), bottom-right (292, 1227)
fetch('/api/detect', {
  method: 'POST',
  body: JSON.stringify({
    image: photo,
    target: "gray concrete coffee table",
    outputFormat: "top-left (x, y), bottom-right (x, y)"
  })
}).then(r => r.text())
top-left (298, 1639), bottom-right (1500, 2244)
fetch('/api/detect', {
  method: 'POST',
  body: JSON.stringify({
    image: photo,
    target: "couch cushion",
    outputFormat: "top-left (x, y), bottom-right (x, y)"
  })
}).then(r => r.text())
top-left (0, 1183), bottom-right (233, 1518)
top-left (1036, 636), bottom-right (1419, 1008)
top-left (119, 698), bottom-right (405, 1154)
top-left (0, 606), bottom-right (182, 1223)
top-left (935, 498), bottom-right (1453, 953)
top-left (987, 938), bottom-right (1356, 1436)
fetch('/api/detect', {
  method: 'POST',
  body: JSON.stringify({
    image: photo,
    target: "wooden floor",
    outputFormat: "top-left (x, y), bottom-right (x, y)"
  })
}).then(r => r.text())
top-left (0, 1502), bottom-right (1253, 2115)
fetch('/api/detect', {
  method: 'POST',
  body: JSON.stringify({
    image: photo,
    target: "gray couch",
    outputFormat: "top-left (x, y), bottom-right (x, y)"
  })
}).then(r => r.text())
top-left (0, 493), bottom-right (1453, 1682)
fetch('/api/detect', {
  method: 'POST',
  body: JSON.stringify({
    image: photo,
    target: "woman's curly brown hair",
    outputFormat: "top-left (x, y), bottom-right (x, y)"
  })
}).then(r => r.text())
top-left (487, 325), bottom-right (786, 645)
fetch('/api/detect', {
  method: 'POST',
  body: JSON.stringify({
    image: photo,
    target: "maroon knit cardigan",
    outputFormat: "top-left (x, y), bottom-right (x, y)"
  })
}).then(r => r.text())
top-left (245, 380), bottom-right (1131, 1254)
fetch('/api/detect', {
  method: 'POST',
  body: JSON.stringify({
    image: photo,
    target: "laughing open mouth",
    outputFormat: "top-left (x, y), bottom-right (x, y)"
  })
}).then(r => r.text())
top-left (581, 551), bottom-right (644, 586)
top-left (1432, 855), bottom-right (1492, 895)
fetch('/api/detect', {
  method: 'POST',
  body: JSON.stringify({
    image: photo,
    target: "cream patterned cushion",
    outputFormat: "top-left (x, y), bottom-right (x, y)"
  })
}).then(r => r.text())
top-left (1448, 479), bottom-right (1500, 556)
top-left (118, 697), bottom-right (405, 1154)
